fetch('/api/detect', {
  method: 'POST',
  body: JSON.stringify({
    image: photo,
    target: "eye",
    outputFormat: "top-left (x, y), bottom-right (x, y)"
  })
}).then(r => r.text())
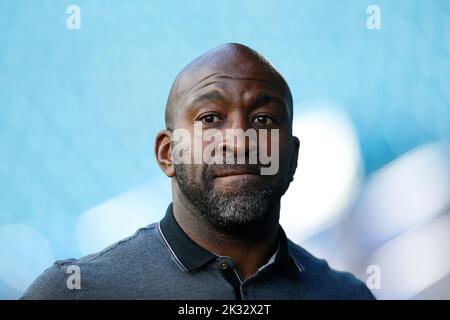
top-left (252, 114), bottom-right (275, 125)
top-left (199, 114), bottom-right (222, 124)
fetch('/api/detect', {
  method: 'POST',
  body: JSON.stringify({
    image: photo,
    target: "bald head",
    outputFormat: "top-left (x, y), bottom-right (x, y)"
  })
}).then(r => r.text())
top-left (165, 43), bottom-right (293, 130)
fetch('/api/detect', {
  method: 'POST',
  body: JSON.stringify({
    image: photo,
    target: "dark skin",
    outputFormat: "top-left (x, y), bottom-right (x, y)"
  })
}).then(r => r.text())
top-left (155, 44), bottom-right (300, 280)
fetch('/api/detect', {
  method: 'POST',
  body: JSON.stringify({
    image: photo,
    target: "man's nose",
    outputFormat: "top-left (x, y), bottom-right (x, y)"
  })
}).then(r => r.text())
top-left (221, 114), bottom-right (253, 161)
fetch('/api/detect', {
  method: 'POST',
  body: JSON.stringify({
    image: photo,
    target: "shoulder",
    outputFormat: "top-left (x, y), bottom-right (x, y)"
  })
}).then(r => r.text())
top-left (287, 240), bottom-right (376, 300)
top-left (19, 258), bottom-right (79, 300)
top-left (20, 223), bottom-right (162, 300)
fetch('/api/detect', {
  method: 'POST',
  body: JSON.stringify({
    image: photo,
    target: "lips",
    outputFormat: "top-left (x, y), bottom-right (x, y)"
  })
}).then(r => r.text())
top-left (214, 168), bottom-right (260, 178)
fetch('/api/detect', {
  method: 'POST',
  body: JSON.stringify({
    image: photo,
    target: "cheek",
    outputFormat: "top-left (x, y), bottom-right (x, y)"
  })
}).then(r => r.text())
top-left (256, 129), bottom-right (288, 153)
top-left (176, 164), bottom-right (202, 181)
top-left (258, 132), bottom-right (291, 173)
top-left (188, 164), bottom-right (207, 179)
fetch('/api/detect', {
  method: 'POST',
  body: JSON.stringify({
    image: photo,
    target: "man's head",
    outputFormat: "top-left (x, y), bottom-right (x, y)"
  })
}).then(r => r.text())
top-left (156, 43), bottom-right (299, 234)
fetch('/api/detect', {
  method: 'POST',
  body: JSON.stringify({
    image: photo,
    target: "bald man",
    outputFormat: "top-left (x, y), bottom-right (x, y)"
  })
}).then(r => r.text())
top-left (21, 44), bottom-right (375, 300)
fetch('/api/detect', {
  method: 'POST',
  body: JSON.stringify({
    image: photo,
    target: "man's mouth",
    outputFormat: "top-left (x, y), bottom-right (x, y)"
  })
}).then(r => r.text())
top-left (214, 168), bottom-right (261, 178)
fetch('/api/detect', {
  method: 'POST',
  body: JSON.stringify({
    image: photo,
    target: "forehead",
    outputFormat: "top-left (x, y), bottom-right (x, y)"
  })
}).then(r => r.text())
top-left (184, 61), bottom-right (290, 100)
top-left (179, 69), bottom-right (291, 118)
top-left (191, 74), bottom-right (287, 100)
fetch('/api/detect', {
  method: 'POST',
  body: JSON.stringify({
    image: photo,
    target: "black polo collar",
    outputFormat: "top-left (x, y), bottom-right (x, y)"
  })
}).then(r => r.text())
top-left (158, 203), bottom-right (216, 271)
top-left (158, 203), bottom-right (304, 274)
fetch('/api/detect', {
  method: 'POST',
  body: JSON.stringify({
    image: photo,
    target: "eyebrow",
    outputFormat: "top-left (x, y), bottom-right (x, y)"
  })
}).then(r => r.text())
top-left (185, 89), bottom-right (289, 117)
top-left (189, 90), bottom-right (226, 105)
top-left (252, 93), bottom-right (286, 110)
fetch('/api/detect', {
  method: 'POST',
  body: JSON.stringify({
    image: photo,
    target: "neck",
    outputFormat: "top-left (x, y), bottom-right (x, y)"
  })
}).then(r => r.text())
top-left (172, 184), bottom-right (280, 280)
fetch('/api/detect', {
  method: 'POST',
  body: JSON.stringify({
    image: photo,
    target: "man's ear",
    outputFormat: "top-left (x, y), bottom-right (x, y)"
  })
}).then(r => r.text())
top-left (155, 130), bottom-right (175, 177)
top-left (289, 136), bottom-right (300, 181)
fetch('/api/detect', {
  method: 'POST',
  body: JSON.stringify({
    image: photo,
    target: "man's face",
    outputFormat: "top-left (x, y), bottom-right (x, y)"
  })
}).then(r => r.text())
top-left (167, 58), bottom-right (298, 232)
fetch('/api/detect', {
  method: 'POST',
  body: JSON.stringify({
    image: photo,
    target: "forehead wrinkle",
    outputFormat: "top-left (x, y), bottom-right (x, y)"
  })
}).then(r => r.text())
top-left (181, 72), bottom-right (221, 98)
top-left (180, 81), bottom-right (229, 114)
top-left (213, 76), bottom-right (291, 115)
top-left (183, 76), bottom-right (290, 115)
top-left (184, 74), bottom-right (286, 100)
top-left (215, 75), bottom-right (285, 88)
top-left (180, 70), bottom-right (285, 100)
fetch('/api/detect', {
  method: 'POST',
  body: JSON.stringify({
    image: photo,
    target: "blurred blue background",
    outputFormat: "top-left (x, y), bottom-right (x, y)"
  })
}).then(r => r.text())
top-left (0, 0), bottom-right (449, 299)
